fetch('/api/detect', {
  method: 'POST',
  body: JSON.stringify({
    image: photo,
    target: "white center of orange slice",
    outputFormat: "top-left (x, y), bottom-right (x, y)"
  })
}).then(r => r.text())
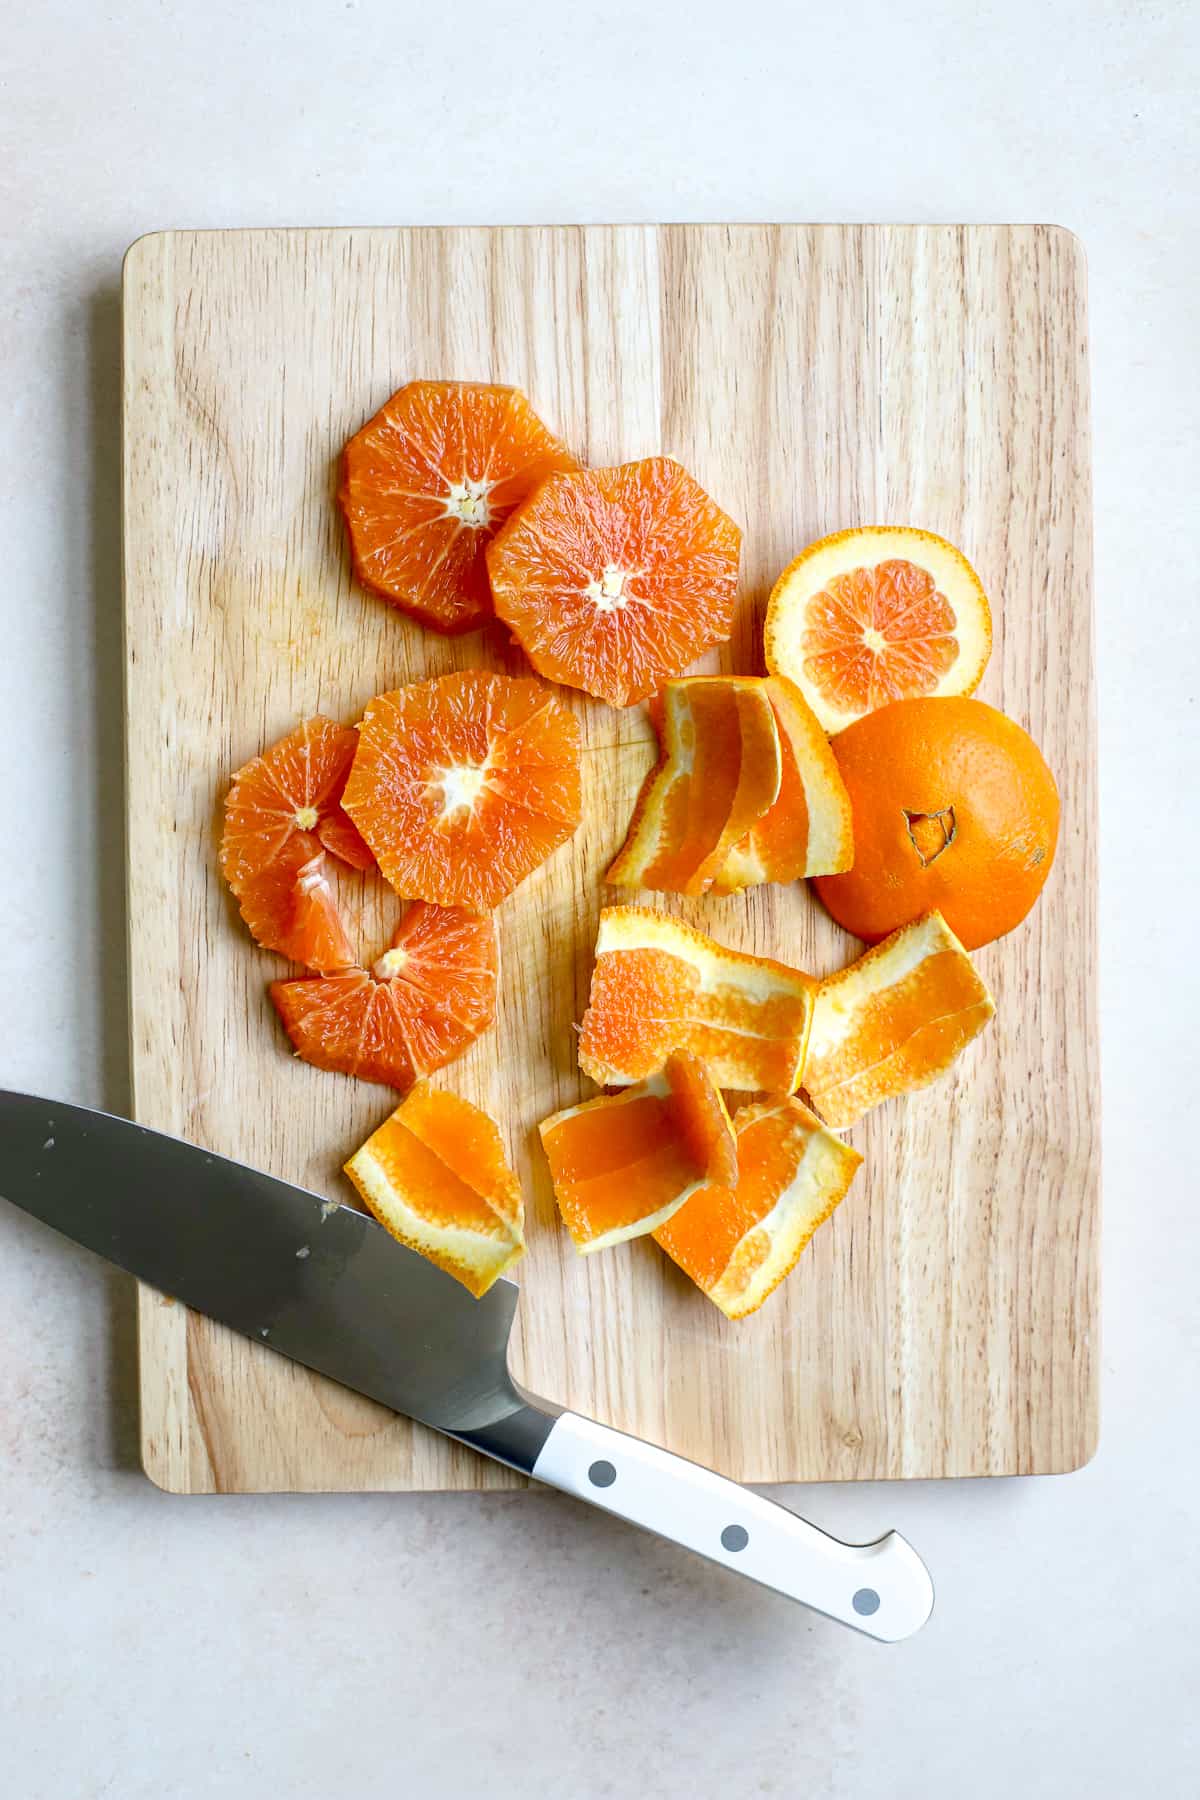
top-left (293, 805), bottom-right (320, 830)
top-left (435, 762), bottom-right (488, 818)
top-left (372, 945), bottom-right (409, 980)
top-left (861, 625), bottom-right (888, 654)
top-left (586, 565), bottom-right (633, 612)
top-left (443, 477), bottom-right (492, 527)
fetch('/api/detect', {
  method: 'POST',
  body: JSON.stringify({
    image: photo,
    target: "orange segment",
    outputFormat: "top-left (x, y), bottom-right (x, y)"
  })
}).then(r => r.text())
top-left (577, 906), bottom-right (817, 1092)
top-left (342, 671), bottom-right (582, 910)
top-left (656, 1097), bottom-right (863, 1319)
top-left (607, 678), bottom-right (782, 894)
top-left (539, 1052), bottom-right (735, 1253)
top-left (270, 903), bottom-right (498, 1089)
top-left (802, 910), bottom-right (995, 1127)
top-left (487, 457), bottom-right (742, 707)
top-left (338, 381), bottom-right (578, 635)
top-left (764, 528), bottom-right (992, 733)
top-left (219, 716), bottom-right (371, 971)
top-left (345, 1082), bottom-right (524, 1297)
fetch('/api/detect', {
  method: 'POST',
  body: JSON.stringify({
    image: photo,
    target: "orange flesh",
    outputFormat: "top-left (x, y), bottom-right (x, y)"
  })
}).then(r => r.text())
top-left (338, 381), bottom-right (579, 635)
top-left (801, 560), bottom-right (958, 713)
top-left (656, 1102), bottom-right (811, 1288)
top-left (290, 854), bottom-right (356, 972)
top-left (487, 457), bottom-right (742, 707)
top-left (342, 670), bottom-right (582, 911)
top-left (270, 902), bottom-right (498, 1090)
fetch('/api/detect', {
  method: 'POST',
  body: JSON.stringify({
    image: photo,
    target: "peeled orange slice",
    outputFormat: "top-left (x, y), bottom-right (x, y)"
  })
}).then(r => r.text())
top-left (342, 671), bottom-right (582, 911)
top-left (487, 457), bottom-right (742, 707)
top-left (606, 678), bottom-right (782, 895)
top-left (578, 906), bottom-right (816, 1092)
top-left (655, 1096), bottom-right (863, 1319)
top-left (220, 716), bottom-right (373, 972)
top-left (539, 1052), bottom-right (736, 1253)
top-left (711, 675), bottom-right (854, 891)
top-left (764, 527), bottom-right (992, 734)
top-left (802, 910), bottom-right (994, 1127)
top-left (270, 902), bottom-right (498, 1089)
top-left (339, 381), bottom-right (579, 635)
top-left (345, 1082), bottom-right (524, 1297)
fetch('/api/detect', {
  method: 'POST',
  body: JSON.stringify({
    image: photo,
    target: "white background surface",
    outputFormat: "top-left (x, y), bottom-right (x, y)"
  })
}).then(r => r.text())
top-left (1, 3), bottom-right (1197, 1795)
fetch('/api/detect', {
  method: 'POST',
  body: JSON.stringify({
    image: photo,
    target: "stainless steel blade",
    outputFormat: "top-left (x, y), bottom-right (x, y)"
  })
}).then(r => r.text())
top-left (0, 1091), bottom-right (550, 1461)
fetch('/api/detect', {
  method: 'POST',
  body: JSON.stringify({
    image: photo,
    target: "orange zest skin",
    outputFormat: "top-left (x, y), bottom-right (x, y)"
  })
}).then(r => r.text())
top-left (219, 716), bottom-right (374, 972)
top-left (345, 1082), bottom-right (524, 1297)
top-left (539, 1052), bottom-right (736, 1253)
top-left (487, 457), bottom-right (742, 707)
top-left (578, 906), bottom-right (817, 1093)
top-left (607, 678), bottom-right (782, 894)
top-left (342, 671), bottom-right (582, 911)
top-left (655, 1096), bottom-right (863, 1319)
top-left (339, 381), bottom-right (579, 635)
top-left (801, 910), bottom-right (994, 1127)
top-left (270, 902), bottom-right (498, 1089)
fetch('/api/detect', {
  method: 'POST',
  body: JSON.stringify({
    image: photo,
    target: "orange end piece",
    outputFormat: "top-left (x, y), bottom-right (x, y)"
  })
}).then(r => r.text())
top-left (606, 678), bottom-right (782, 895)
top-left (539, 1052), bottom-right (736, 1253)
top-left (345, 1082), bottom-right (524, 1297)
top-left (802, 910), bottom-right (995, 1128)
top-left (577, 906), bottom-right (817, 1093)
top-left (220, 715), bottom-right (370, 969)
top-left (655, 1096), bottom-right (863, 1319)
top-left (338, 381), bottom-right (579, 636)
top-left (487, 457), bottom-right (742, 707)
top-left (711, 675), bottom-right (854, 891)
top-left (270, 903), bottom-right (498, 1089)
top-left (342, 671), bottom-right (582, 911)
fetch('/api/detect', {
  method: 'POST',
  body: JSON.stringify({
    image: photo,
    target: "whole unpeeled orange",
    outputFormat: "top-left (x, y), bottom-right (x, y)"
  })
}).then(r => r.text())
top-left (813, 697), bottom-right (1059, 950)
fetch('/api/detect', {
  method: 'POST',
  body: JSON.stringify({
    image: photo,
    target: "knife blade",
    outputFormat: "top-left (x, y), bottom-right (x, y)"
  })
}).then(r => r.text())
top-left (0, 1089), bottom-right (934, 1641)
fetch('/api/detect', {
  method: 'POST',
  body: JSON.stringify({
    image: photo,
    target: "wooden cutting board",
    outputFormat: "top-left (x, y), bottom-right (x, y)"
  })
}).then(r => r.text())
top-left (123, 225), bottom-right (1097, 1493)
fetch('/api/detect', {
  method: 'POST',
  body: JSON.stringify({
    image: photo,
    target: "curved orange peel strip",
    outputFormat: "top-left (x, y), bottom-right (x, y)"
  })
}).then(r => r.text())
top-left (655, 1096), bottom-right (862, 1319)
top-left (802, 909), bottom-right (995, 1127)
top-left (578, 906), bottom-right (817, 1092)
top-left (345, 1082), bottom-right (525, 1297)
top-left (712, 675), bottom-right (854, 891)
top-left (606, 678), bottom-right (782, 895)
top-left (539, 1052), bottom-right (736, 1254)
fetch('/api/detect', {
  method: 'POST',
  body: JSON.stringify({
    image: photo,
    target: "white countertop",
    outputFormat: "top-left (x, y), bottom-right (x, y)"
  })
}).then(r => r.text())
top-left (1, 3), bottom-right (1197, 1794)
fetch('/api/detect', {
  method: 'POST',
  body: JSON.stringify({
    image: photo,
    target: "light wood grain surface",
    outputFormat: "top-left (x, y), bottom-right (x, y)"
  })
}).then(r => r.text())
top-left (122, 225), bottom-right (1097, 1493)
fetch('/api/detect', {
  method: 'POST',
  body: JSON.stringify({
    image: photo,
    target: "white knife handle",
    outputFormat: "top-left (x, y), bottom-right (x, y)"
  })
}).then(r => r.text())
top-left (530, 1413), bottom-right (933, 1642)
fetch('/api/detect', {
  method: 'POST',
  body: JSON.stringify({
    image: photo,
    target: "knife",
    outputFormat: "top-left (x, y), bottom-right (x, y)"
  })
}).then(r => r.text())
top-left (0, 1090), bottom-right (933, 1640)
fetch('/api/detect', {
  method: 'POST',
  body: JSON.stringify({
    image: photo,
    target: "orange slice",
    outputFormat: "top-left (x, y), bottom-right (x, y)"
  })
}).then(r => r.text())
top-left (578, 906), bottom-right (816, 1092)
top-left (220, 716), bottom-right (374, 971)
top-left (338, 381), bottom-right (579, 635)
top-left (711, 675), bottom-right (854, 891)
top-left (764, 527), bottom-right (992, 733)
top-left (802, 910), bottom-right (995, 1127)
top-left (487, 457), bottom-right (742, 707)
top-left (606, 678), bottom-right (782, 894)
top-left (655, 1096), bottom-right (863, 1319)
top-left (270, 902), bottom-right (498, 1089)
top-left (345, 1083), bottom-right (524, 1297)
top-left (539, 1052), bottom-right (736, 1253)
top-left (342, 671), bottom-right (582, 910)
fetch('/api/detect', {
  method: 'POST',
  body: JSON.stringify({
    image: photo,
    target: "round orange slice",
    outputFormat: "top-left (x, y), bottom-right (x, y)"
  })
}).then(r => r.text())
top-left (220, 715), bottom-right (374, 971)
top-left (763, 527), bottom-right (992, 733)
top-left (344, 1082), bottom-right (524, 1297)
top-left (270, 902), bottom-right (498, 1089)
top-left (539, 1052), bottom-right (736, 1253)
top-left (342, 671), bottom-right (582, 910)
top-left (339, 380), bottom-right (579, 635)
top-left (655, 1096), bottom-right (863, 1319)
top-left (487, 457), bottom-right (742, 707)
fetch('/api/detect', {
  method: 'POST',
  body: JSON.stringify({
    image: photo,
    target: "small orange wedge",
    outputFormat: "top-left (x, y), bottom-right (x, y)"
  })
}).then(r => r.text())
top-left (802, 910), bottom-right (995, 1127)
top-left (345, 1083), bottom-right (524, 1296)
top-left (606, 678), bottom-right (782, 894)
top-left (578, 906), bottom-right (817, 1092)
top-left (711, 675), bottom-right (854, 892)
top-left (539, 1052), bottom-right (736, 1253)
top-left (655, 1097), bottom-right (863, 1319)
top-left (270, 902), bottom-right (498, 1090)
